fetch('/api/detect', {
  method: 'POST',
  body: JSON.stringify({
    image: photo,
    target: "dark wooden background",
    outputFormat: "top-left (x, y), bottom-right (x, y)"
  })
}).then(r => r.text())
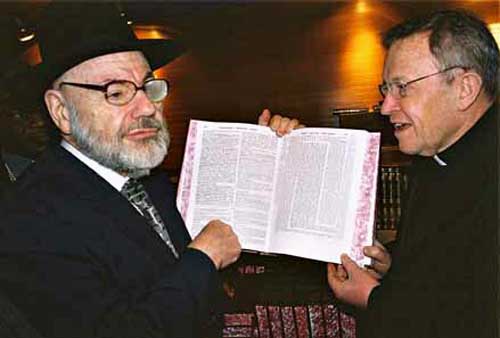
top-left (0, 1), bottom-right (498, 174)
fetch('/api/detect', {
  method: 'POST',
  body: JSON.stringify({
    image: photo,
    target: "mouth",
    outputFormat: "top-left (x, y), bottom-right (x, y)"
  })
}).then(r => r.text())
top-left (125, 128), bottom-right (159, 140)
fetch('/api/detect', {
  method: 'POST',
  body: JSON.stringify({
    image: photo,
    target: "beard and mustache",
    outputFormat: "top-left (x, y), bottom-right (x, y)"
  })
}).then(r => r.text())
top-left (66, 100), bottom-right (170, 178)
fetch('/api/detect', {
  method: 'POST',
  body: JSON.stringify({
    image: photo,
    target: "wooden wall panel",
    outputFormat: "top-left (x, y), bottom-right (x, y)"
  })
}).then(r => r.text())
top-left (0, 1), bottom-right (497, 174)
top-left (152, 1), bottom-right (497, 173)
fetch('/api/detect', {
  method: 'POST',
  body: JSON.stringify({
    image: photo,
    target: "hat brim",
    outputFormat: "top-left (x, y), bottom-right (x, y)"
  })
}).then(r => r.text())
top-left (34, 38), bottom-right (186, 88)
top-left (140, 39), bottom-right (186, 71)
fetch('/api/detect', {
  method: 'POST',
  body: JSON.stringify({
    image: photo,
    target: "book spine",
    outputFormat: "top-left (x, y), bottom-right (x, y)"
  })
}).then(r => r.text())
top-left (256, 306), bottom-right (270, 338)
top-left (340, 312), bottom-right (356, 338)
top-left (223, 313), bottom-right (257, 337)
top-left (294, 306), bottom-right (310, 338)
top-left (308, 304), bottom-right (326, 338)
top-left (268, 306), bottom-right (284, 338)
top-left (224, 313), bottom-right (255, 326)
top-left (376, 166), bottom-right (409, 231)
top-left (323, 304), bottom-right (341, 338)
top-left (395, 167), bottom-right (401, 229)
top-left (381, 168), bottom-right (388, 230)
top-left (281, 306), bottom-right (298, 338)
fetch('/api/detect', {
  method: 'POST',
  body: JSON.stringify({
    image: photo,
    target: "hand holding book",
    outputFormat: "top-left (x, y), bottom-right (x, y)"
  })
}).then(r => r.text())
top-left (177, 111), bottom-right (380, 265)
top-left (327, 255), bottom-right (380, 308)
top-left (258, 108), bottom-right (305, 136)
top-left (188, 219), bottom-right (242, 269)
top-left (363, 240), bottom-right (391, 279)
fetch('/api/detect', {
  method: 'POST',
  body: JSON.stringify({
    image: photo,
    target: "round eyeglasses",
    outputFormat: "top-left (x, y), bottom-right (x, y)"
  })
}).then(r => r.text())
top-left (59, 78), bottom-right (169, 106)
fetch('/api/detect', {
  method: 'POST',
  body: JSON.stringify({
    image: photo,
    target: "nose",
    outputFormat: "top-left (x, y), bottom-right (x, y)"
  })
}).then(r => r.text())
top-left (380, 93), bottom-right (400, 116)
top-left (130, 89), bottom-right (157, 118)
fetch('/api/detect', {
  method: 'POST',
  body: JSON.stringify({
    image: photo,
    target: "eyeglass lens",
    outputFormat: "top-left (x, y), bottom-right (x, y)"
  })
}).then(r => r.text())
top-left (105, 80), bottom-right (168, 105)
top-left (106, 82), bottom-right (135, 105)
top-left (145, 80), bottom-right (168, 102)
top-left (379, 83), bottom-right (405, 98)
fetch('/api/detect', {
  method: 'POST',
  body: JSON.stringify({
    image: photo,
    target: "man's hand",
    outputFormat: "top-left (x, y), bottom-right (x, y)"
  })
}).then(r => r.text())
top-left (188, 220), bottom-right (241, 270)
top-left (363, 240), bottom-right (392, 279)
top-left (327, 254), bottom-right (379, 308)
top-left (258, 108), bottom-right (305, 136)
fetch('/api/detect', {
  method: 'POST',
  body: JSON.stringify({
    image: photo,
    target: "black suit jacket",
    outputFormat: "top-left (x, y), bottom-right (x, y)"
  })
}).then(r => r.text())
top-left (0, 146), bottom-right (222, 338)
top-left (358, 104), bottom-right (498, 338)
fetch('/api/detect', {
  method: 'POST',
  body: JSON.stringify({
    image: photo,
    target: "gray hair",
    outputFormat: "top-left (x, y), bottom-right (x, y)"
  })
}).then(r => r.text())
top-left (383, 9), bottom-right (499, 99)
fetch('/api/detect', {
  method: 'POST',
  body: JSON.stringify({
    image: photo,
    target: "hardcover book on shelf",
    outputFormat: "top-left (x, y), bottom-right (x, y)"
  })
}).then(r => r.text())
top-left (376, 166), bottom-right (408, 232)
top-left (177, 120), bottom-right (380, 265)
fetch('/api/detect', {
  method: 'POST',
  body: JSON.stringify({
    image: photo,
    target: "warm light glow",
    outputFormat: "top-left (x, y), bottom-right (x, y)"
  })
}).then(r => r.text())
top-left (488, 23), bottom-right (500, 45)
top-left (339, 27), bottom-right (384, 105)
top-left (134, 26), bottom-right (169, 40)
top-left (356, 0), bottom-right (369, 14)
top-left (346, 1), bottom-right (383, 104)
top-left (22, 43), bottom-right (41, 66)
top-left (342, 29), bottom-right (383, 76)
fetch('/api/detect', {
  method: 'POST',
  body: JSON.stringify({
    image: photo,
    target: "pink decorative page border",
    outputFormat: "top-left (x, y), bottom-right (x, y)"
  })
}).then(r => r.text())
top-left (350, 133), bottom-right (380, 263)
top-left (177, 120), bottom-right (199, 221)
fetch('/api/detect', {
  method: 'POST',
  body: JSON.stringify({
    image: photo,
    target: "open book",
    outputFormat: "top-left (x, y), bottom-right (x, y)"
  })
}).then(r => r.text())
top-left (176, 120), bottom-right (380, 265)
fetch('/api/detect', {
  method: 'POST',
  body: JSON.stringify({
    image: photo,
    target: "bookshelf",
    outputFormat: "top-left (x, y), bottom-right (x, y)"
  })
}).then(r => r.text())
top-left (220, 253), bottom-right (357, 338)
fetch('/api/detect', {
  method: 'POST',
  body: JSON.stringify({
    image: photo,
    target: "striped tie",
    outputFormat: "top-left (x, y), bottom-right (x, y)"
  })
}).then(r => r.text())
top-left (121, 178), bottom-right (179, 259)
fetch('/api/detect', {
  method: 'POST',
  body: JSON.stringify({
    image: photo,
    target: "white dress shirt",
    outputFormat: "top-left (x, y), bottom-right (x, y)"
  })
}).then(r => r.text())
top-left (61, 140), bottom-right (129, 192)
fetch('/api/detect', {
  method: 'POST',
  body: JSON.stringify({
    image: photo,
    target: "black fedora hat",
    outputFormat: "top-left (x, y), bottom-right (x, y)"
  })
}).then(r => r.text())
top-left (34, 2), bottom-right (185, 87)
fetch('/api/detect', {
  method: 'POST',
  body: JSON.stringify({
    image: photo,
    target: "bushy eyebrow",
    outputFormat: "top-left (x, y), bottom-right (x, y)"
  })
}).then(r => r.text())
top-left (88, 71), bottom-right (154, 86)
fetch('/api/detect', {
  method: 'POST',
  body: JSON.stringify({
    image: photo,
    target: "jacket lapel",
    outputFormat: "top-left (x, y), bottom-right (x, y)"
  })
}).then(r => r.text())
top-left (47, 146), bottom-right (179, 265)
top-left (142, 171), bottom-right (192, 253)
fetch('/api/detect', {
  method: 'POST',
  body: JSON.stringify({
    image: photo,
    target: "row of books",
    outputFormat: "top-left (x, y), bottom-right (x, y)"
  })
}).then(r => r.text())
top-left (375, 166), bottom-right (409, 231)
top-left (223, 304), bottom-right (356, 338)
top-left (220, 254), bottom-right (357, 337)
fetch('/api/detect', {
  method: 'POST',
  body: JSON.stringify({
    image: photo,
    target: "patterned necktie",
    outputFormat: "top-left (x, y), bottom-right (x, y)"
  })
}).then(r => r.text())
top-left (121, 178), bottom-right (179, 259)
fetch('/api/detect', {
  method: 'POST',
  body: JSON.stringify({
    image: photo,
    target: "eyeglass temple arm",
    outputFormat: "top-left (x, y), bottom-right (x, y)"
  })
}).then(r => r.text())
top-left (59, 82), bottom-right (107, 92)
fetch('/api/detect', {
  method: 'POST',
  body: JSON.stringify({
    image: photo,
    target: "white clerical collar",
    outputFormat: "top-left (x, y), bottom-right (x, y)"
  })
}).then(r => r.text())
top-left (61, 140), bottom-right (129, 192)
top-left (432, 154), bottom-right (448, 166)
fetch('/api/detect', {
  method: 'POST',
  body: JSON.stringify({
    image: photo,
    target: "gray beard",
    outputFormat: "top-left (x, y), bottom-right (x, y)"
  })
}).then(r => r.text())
top-left (67, 101), bottom-right (170, 178)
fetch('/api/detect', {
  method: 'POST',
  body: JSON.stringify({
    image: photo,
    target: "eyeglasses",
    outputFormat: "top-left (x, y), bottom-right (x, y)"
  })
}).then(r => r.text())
top-left (59, 78), bottom-right (169, 106)
top-left (378, 66), bottom-right (464, 99)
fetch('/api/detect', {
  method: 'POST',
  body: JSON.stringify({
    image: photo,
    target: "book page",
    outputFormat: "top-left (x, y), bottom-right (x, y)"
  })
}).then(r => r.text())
top-left (267, 129), bottom-right (379, 265)
top-left (178, 121), bottom-right (380, 265)
top-left (177, 120), bottom-right (280, 252)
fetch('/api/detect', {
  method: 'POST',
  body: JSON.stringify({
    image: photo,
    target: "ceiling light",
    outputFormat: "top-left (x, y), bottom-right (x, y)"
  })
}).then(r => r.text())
top-left (18, 28), bottom-right (35, 42)
top-left (15, 17), bottom-right (35, 43)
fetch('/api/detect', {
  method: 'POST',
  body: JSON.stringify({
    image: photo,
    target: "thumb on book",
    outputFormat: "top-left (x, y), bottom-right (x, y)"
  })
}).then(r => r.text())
top-left (258, 108), bottom-right (272, 126)
top-left (340, 254), bottom-right (358, 273)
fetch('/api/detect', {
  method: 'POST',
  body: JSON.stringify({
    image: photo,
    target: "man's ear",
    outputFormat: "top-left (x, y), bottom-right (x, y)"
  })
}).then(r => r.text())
top-left (44, 89), bottom-right (72, 135)
top-left (456, 71), bottom-right (483, 111)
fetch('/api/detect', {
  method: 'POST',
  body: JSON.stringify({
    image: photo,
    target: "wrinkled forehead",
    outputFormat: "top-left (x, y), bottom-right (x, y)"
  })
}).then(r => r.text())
top-left (382, 32), bottom-right (439, 81)
top-left (60, 51), bottom-right (152, 82)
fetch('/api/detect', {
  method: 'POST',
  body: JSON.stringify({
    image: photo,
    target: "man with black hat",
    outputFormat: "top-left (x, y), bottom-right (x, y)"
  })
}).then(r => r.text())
top-left (0, 3), bottom-right (300, 338)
